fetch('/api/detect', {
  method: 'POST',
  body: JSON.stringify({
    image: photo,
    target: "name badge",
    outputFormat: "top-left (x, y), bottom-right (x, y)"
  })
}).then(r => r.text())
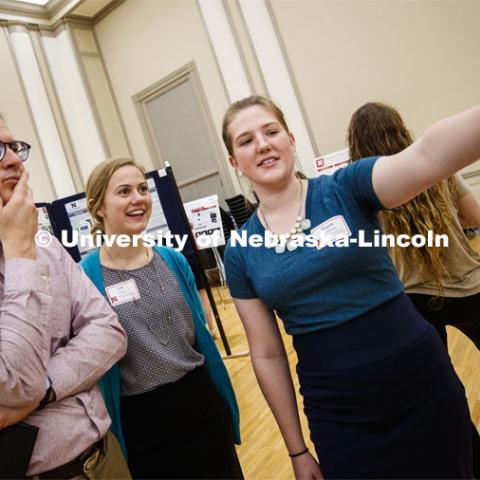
top-left (106, 279), bottom-right (140, 306)
top-left (311, 215), bottom-right (352, 250)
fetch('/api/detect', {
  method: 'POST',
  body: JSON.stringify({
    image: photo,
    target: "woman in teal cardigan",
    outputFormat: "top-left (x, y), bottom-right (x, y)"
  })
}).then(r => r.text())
top-left (81, 158), bottom-right (241, 479)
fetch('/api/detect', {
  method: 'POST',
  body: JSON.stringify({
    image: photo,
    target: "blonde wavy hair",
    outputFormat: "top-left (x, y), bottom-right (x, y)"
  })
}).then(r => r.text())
top-left (347, 102), bottom-right (458, 298)
top-left (86, 157), bottom-right (147, 239)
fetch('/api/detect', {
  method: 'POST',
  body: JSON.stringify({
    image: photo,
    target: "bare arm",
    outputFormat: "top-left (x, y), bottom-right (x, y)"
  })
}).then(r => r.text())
top-left (234, 297), bottom-right (322, 479)
top-left (197, 288), bottom-right (217, 336)
top-left (373, 106), bottom-right (480, 208)
top-left (457, 192), bottom-right (480, 227)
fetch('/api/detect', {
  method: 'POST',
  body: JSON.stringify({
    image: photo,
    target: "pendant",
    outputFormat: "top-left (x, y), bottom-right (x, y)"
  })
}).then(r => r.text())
top-left (301, 219), bottom-right (311, 230)
top-left (269, 218), bottom-right (311, 255)
top-left (286, 241), bottom-right (298, 252)
top-left (265, 230), bottom-right (275, 249)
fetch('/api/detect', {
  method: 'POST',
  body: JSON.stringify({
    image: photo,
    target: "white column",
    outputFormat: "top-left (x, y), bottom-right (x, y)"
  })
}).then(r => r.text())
top-left (9, 26), bottom-right (76, 197)
top-left (197, 0), bottom-right (252, 102)
top-left (238, 0), bottom-right (316, 176)
top-left (41, 28), bottom-right (107, 184)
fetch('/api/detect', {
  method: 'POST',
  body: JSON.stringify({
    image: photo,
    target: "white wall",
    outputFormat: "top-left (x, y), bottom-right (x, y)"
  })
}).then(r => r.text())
top-left (270, 0), bottom-right (480, 154)
top-left (0, 26), bottom-right (55, 202)
top-left (94, 0), bottom-right (231, 178)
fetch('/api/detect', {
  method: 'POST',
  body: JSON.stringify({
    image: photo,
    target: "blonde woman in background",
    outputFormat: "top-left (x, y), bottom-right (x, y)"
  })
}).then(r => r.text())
top-left (347, 101), bottom-right (480, 478)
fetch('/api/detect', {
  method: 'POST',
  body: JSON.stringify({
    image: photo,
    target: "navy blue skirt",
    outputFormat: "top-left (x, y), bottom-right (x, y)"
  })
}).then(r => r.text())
top-left (293, 294), bottom-right (473, 479)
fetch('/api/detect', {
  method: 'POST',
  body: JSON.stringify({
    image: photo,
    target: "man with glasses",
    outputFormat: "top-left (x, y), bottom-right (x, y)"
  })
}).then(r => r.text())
top-left (0, 113), bottom-right (131, 478)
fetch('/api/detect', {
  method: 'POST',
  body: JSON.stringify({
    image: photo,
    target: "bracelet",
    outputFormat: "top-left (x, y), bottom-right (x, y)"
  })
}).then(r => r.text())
top-left (37, 376), bottom-right (56, 411)
top-left (288, 447), bottom-right (309, 458)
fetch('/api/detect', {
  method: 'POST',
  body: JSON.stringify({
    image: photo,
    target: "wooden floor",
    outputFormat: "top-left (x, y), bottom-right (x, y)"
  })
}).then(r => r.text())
top-left (211, 285), bottom-right (480, 479)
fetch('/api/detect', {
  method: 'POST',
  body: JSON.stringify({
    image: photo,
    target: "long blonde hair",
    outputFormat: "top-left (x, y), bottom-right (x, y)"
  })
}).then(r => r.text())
top-left (86, 158), bottom-right (146, 238)
top-left (347, 102), bottom-right (459, 297)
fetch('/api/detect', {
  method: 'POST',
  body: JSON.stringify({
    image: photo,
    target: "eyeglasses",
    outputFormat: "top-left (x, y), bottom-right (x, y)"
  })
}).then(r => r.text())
top-left (0, 141), bottom-right (31, 162)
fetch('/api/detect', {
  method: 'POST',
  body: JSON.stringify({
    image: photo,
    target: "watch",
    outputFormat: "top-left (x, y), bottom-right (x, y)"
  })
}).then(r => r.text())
top-left (37, 376), bottom-right (56, 410)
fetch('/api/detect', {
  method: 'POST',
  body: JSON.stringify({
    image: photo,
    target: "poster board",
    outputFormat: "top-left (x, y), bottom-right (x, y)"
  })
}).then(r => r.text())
top-left (145, 177), bottom-right (169, 237)
top-left (315, 148), bottom-right (350, 176)
top-left (50, 193), bottom-right (92, 262)
top-left (36, 203), bottom-right (57, 236)
top-left (183, 194), bottom-right (225, 250)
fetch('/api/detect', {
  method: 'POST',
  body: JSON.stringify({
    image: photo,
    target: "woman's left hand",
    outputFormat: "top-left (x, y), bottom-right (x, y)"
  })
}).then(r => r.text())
top-left (291, 451), bottom-right (324, 479)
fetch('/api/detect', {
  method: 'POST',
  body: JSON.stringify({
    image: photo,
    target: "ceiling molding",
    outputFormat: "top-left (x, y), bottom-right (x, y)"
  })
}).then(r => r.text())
top-left (0, 0), bottom-right (50, 20)
top-left (91, 0), bottom-right (124, 25)
top-left (62, 15), bottom-right (92, 27)
top-left (48, 0), bottom-right (71, 18)
top-left (0, 0), bottom-right (121, 26)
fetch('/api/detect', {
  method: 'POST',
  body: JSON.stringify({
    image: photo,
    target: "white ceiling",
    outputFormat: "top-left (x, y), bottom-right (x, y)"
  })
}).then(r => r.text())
top-left (0, 0), bottom-right (120, 22)
top-left (11, 0), bottom-right (50, 5)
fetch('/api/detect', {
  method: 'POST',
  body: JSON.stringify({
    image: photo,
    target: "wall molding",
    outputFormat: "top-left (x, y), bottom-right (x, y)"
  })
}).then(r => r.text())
top-left (133, 61), bottom-right (235, 197)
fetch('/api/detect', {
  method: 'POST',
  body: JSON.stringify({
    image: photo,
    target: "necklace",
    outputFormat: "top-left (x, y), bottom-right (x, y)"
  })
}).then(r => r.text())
top-left (259, 179), bottom-right (311, 254)
top-left (102, 245), bottom-right (152, 307)
top-left (102, 245), bottom-right (151, 270)
top-left (102, 246), bottom-right (173, 345)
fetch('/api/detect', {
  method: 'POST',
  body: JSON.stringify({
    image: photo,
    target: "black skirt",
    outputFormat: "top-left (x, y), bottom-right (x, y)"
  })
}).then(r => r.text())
top-left (293, 294), bottom-right (473, 479)
top-left (408, 291), bottom-right (480, 479)
top-left (120, 366), bottom-right (243, 479)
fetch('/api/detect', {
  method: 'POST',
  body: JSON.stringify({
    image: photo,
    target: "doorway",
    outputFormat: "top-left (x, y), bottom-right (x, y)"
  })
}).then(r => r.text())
top-left (134, 62), bottom-right (232, 205)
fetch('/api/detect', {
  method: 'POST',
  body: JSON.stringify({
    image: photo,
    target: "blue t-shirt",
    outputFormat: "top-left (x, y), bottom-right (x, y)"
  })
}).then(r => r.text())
top-left (224, 157), bottom-right (404, 335)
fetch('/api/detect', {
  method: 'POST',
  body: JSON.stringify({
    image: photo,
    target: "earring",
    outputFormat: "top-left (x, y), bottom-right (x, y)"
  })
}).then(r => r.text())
top-left (238, 171), bottom-right (244, 177)
top-left (294, 150), bottom-right (303, 168)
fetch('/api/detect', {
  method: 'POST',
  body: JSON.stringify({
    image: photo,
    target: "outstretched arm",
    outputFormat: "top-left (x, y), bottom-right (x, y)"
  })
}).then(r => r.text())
top-left (234, 297), bottom-right (323, 479)
top-left (373, 105), bottom-right (480, 208)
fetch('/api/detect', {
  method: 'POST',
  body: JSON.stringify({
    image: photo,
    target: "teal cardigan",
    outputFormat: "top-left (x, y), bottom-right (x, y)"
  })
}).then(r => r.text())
top-left (80, 246), bottom-right (241, 456)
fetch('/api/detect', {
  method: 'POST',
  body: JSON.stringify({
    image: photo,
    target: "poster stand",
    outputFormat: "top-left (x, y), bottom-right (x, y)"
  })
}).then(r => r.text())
top-left (209, 247), bottom-right (228, 309)
top-left (162, 163), bottom-right (249, 359)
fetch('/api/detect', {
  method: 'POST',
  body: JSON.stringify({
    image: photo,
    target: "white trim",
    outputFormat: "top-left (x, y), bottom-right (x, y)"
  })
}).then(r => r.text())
top-left (41, 28), bottom-right (107, 183)
top-left (197, 0), bottom-right (251, 102)
top-left (9, 25), bottom-right (75, 197)
top-left (238, 0), bottom-right (316, 177)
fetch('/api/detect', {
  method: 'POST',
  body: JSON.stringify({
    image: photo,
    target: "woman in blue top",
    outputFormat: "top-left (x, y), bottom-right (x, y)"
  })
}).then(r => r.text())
top-left (223, 95), bottom-right (480, 479)
top-left (80, 158), bottom-right (242, 479)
